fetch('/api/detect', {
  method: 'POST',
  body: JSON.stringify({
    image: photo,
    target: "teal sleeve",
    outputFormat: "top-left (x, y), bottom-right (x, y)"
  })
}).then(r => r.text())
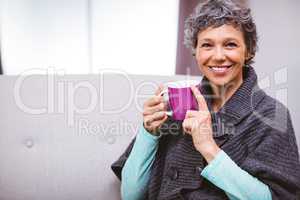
top-left (121, 126), bottom-right (160, 200)
top-left (201, 150), bottom-right (272, 200)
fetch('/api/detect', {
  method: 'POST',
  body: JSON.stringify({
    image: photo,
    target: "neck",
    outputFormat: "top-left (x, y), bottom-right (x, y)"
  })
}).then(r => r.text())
top-left (210, 79), bottom-right (243, 112)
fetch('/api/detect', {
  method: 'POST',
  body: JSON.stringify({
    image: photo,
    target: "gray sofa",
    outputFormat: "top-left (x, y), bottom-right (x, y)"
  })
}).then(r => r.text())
top-left (0, 74), bottom-right (299, 200)
top-left (0, 74), bottom-right (190, 200)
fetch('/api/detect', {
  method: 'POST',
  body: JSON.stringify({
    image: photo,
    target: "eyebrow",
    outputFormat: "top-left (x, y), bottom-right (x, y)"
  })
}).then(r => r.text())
top-left (198, 37), bottom-right (240, 43)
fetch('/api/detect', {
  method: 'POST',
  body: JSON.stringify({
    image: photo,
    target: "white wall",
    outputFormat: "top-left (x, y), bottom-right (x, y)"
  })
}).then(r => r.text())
top-left (91, 0), bottom-right (179, 75)
top-left (250, 0), bottom-right (300, 148)
top-left (0, 0), bottom-right (90, 74)
top-left (0, 0), bottom-right (179, 75)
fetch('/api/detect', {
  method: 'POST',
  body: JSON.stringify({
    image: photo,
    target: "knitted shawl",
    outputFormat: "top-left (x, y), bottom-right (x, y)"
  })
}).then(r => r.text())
top-left (112, 66), bottom-right (300, 200)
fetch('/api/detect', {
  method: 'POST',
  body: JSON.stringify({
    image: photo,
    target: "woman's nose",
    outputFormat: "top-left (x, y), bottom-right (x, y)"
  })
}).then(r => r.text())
top-left (213, 47), bottom-right (226, 62)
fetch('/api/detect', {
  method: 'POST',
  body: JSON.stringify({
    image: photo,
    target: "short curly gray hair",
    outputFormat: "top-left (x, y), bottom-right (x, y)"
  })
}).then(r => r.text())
top-left (184, 0), bottom-right (258, 65)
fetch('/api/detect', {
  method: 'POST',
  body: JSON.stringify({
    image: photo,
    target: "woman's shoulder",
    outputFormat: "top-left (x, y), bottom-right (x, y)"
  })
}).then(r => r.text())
top-left (249, 90), bottom-right (294, 135)
top-left (254, 91), bottom-right (291, 119)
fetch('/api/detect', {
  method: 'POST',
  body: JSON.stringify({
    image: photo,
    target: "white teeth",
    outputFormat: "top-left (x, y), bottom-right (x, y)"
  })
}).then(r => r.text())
top-left (211, 67), bottom-right (228, 72)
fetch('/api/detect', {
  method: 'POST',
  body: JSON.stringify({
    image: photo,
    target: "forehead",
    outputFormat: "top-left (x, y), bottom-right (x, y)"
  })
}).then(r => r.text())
top-left (197, 24), bottom-right (244, 42)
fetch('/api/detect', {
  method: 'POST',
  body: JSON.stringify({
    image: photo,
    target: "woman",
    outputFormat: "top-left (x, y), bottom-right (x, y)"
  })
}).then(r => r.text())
top-left (112, 0), bottom-right (300, 199)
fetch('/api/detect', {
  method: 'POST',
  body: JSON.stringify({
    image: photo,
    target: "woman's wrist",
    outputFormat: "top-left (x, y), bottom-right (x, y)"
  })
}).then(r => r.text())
top-left (196, 141), bottom-right (221, 164)
top-left (143, 123), bottom-right (161, 137)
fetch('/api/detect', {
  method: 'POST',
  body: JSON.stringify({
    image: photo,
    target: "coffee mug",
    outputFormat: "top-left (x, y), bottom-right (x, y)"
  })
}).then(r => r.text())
top-left (160, 80), bottom-right (199, 121)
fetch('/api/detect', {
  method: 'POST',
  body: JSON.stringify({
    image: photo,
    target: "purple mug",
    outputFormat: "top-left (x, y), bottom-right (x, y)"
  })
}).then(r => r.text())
top-left (160, 80), bottom-right (199, 121)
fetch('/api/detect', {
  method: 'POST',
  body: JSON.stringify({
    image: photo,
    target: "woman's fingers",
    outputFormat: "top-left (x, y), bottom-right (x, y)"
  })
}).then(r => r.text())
top-left (183, 115), bottom-right (211, 134)
top-left (185, 110), bottom-right (210, 122)
top-left (150, 115), bottom-right (168, 128)
top-left (143, 102), bottom-right (167, 116)
top-left (143, 95), bottom-right (164, 107)
top-left (182, 118), bottom-right (193, 134)
top-left (185, 110), bottom-right (199, 119)
top-left (143, 85), bottom-right (169, 133)
top-left (143, 91), bottom-right (167, 119)
top-left (155, 84), bottom-right (165, 96)
top-left (144, 111), bottom-right (166, 127)
top-left (191, 85), bottom-right (208, 111)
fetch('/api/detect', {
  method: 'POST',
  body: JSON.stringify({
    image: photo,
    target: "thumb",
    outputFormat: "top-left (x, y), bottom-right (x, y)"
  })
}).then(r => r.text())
top-left (155, 84), bottom-right (165, 96)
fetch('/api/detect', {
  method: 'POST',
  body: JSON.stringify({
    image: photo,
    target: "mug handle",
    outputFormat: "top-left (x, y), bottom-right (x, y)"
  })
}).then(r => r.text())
top-left (159, 89), bottom-right (172, 116)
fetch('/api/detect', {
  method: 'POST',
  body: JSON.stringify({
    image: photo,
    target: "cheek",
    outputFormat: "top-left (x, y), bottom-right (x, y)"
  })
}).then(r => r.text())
top-left (196, 51), bottom-right (210, 65)
top-left (226, 50), bottom-right (246, 63)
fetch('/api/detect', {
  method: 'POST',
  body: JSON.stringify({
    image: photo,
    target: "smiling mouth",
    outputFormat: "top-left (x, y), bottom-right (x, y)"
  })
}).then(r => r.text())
top-left (208, 65), bottom-right (233, 73)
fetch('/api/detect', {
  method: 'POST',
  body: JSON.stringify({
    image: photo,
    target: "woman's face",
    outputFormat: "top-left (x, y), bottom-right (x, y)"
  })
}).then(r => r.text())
top-left (195, 24), bottom-right (249, 87)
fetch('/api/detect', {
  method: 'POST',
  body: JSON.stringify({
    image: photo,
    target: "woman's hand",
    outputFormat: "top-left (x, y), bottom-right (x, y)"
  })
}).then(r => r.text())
top-left (182, 85), bottom-right (221, 163)
top-left (143, 85), bottom-right (168, 136)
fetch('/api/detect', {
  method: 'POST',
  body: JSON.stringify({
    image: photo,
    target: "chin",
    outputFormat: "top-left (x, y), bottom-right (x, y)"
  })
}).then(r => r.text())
top-left (202, 67), bottom-right (242, 88)
top-left (209, 78), bottom-right (231, 87)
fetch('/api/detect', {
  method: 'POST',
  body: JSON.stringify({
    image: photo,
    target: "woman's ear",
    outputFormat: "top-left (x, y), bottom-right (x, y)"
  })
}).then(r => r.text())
top-left (245, 51), bottom-right (253, 62)
top-left (192, 48), bottom-right (196, 57)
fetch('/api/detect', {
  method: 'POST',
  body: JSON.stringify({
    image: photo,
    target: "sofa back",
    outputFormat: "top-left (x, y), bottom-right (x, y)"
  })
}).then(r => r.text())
top-left (0, 73), bottom-right (299, 200)
top-left (0, 74), bottom-right (191, 200)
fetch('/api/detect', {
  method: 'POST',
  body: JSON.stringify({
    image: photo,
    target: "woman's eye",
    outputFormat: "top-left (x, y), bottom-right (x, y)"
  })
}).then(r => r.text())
top-left (226, 42), bottom-right (238, 48)
top-left (201, 43), bottom-right (212, 48)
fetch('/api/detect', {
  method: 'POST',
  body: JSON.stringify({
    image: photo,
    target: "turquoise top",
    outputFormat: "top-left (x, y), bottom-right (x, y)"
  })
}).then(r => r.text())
top-left (121, 126), bottom-right (272, 200)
